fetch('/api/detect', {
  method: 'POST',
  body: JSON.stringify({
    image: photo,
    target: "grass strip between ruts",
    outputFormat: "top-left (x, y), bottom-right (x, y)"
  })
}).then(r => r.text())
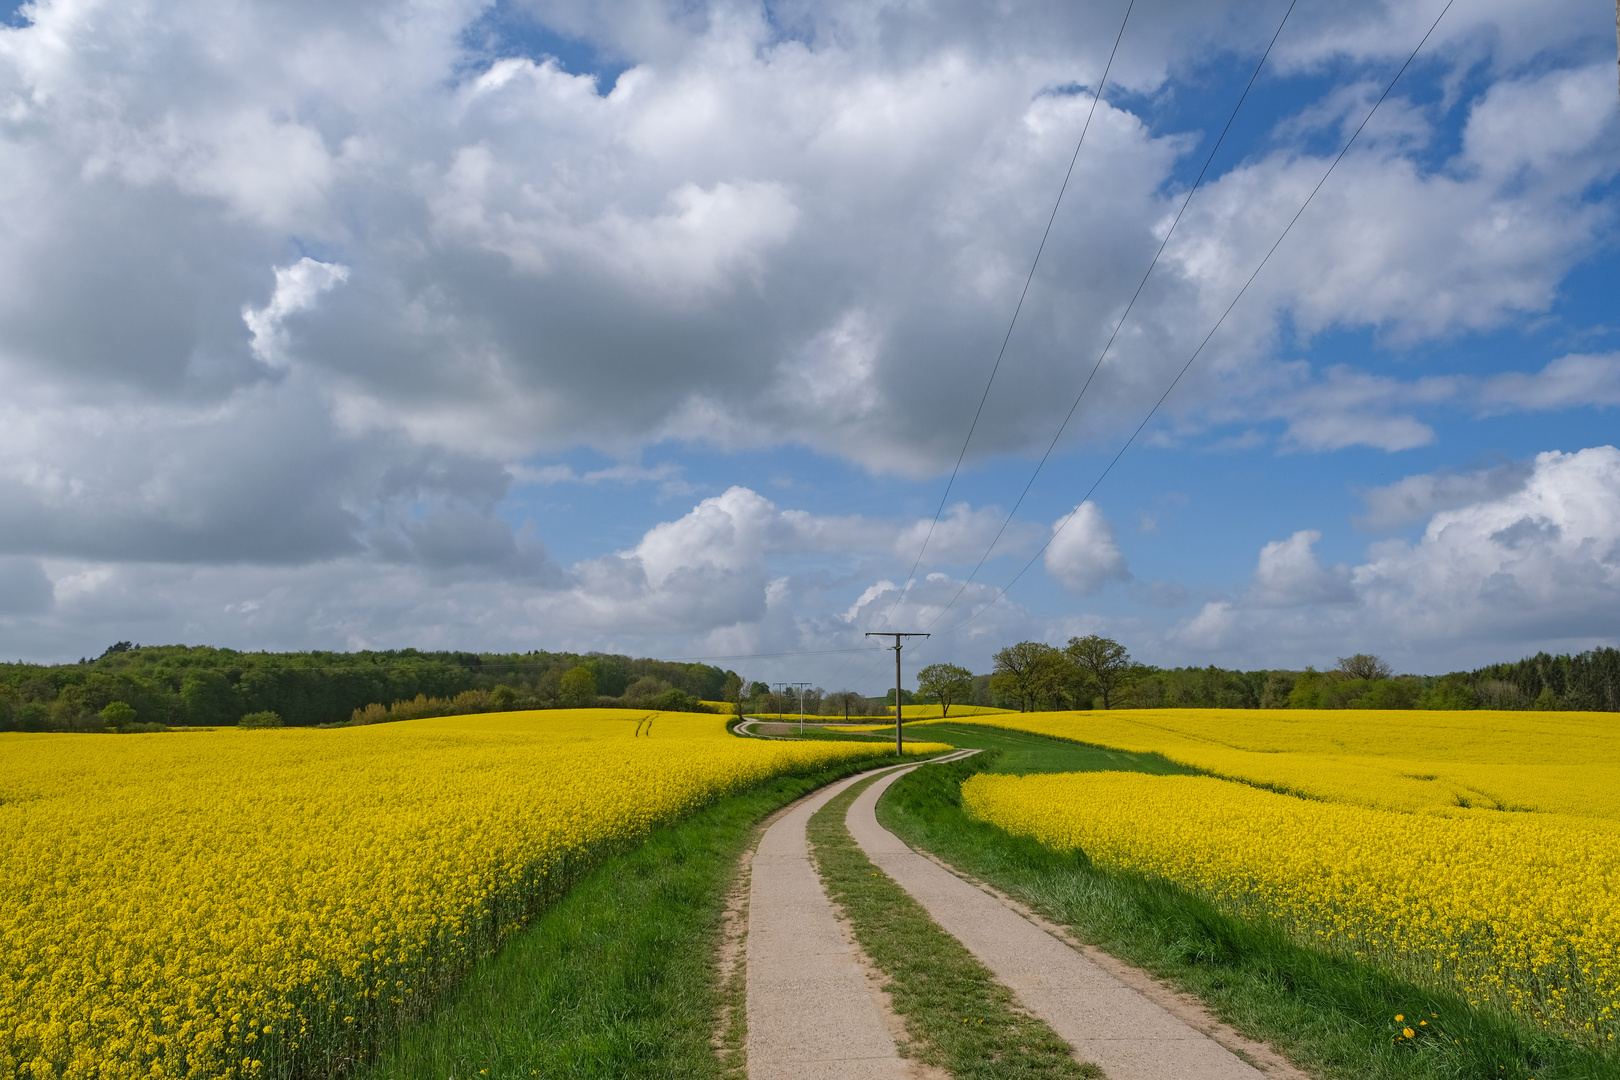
top-left (877, 754), bottom-right (1620, 1080)
top-left (808, 771), bottom-right (1104, 1080)
top-left (358, 753), bottom-right (908, 1080)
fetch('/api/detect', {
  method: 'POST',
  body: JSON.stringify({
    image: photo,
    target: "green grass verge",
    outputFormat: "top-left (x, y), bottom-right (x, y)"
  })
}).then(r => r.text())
top-left (877, 753), bottom-right (1620, 1080)
top-left (358, 754), bottom-right (906, 1079)
top-left (808, 772), bottom-right (1104, 1080)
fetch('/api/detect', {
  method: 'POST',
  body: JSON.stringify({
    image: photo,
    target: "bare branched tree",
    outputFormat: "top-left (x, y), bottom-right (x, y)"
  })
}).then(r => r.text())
top-left (823, 690), bottom-right (869, 720)
top-left (1336, 654), bottom-right (1393, 682)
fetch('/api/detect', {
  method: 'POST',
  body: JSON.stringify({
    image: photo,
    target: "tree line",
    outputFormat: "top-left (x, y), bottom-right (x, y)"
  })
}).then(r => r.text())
top-left (713, 638), bottom-right (1620, 721)
top-left (0, 643), bottom-right (738, 733)
top-left (6, 635), bottom-right (1615, 734)
top-left (981, 638), bottom-right (1620, 712)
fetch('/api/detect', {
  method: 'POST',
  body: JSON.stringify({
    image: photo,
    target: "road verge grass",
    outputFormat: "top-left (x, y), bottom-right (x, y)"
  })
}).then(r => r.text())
top-left (359, 754), bottom-right (905, 1079)
top-left (878, 755), bottom-right (1620, 1080)
top-left (808, 772), bottom-right (1104, 1080)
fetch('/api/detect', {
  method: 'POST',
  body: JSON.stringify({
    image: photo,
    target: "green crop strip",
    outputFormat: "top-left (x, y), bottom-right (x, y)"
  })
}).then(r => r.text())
top-left (808, 771), bottom-right (1103, 1080)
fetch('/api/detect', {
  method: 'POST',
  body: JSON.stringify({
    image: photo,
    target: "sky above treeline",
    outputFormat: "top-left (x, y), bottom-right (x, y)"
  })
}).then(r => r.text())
top-left (0, 0), bottom-right (1616, 689)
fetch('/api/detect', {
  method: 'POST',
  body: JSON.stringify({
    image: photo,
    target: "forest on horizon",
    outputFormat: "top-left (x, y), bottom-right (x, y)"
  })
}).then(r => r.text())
top-left (1, 640), bottom-right (1616, 733)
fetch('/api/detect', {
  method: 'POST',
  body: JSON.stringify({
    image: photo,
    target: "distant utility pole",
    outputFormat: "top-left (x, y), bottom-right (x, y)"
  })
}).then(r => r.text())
top-left (865, 632), bottom-right (929, 756)
top-left (791, 681), bottom-right (812, 734)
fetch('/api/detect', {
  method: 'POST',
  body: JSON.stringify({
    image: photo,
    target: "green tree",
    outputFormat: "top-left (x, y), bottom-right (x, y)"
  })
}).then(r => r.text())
top-left (721, 672), bottom-right (744, 718)
top-left (916, 663), bottom-right (973, 718)
top-left (1361, 678), bottom-right (1419, 709)
top-left (100, 700), bottom-right (137, 732)
top-left (823, 691), bottom-right (867, 720)
top-left (989, 642), bottom-right (1066, 712)
top-left (1287, 669), bottom-right (1327, 708)
top-left (238, 710), bottom-right (283, 729)
top-left (1064, 635), bottom-right (1134, 709)
top-left (489, 684), bottom-right (518, 711)
top-left (558, 666), bottom-right (598, 708)
top-left (1259, 671), bottom-right (1295, 709)
top-left (624, 676), bottom-right (672, 704)
top-left (181, 669), bottom-right (238, 727)
top-left (645, 687), bottom-right (709, 713)
top-left (580, 657), bottom-right (628, 697)
top-left (14, 701), bottom-right (48, 732)
top-left (1417, 672), bottom-right (1476, 710)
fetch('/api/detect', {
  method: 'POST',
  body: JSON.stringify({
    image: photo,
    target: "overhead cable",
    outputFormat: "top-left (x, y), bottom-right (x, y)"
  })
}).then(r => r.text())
top-left (661, 646), bottom-right (885, 663)
top-left (817, 1), bottom-right (1137, 696)
top-left (936, 0), bottom-right (1459, 638)
top-left (915, 0), bottom-right (1301, 635)
top-left (869, 0), bottom-right (1137, 634)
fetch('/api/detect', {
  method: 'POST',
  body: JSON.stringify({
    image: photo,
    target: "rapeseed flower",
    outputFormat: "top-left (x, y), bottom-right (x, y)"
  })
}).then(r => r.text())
top-left (963, 768), bottom-right (1619, 1044)
top-left (0, 710), bottom-right (945, 1078)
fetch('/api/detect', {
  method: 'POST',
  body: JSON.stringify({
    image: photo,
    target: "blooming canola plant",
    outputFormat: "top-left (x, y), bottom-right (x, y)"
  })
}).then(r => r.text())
top-left (938, 709), bottom-right (1620, 1044)
top-left (0, 710), bottom-right (946, 1078)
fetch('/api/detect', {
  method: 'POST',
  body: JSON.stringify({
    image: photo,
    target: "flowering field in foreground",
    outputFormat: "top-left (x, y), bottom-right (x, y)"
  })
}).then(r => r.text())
top-left (0, 711), bottom-right (944, 1079)
top-left (963, 769), bottom-right (1620, 1044)
top-left (917, 708), bottom-right (1620, 819)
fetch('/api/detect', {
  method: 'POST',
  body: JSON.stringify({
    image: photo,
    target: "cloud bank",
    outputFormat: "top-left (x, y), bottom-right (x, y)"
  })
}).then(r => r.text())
top-left (0, 0), bottom-right (1613, 675)
top-left (1174, 447), bottom-right (1620, 669)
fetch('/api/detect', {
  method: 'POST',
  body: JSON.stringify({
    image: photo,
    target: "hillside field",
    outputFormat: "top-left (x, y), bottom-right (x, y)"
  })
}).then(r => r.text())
top-left (0, 711), bottom-right (948, 1078)
top-left (917, 709), bottom-right (1619, 1048)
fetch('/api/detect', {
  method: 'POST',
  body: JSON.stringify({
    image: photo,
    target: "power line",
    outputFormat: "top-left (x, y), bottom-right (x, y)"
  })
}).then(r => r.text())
top-left (465, 646), bottom-right (883, 666)
top-left (915, 0), bottom-right (1300, 637)
top-left (832, 0), bottom-right (1283, 681)
top-left (662, 646), bottom-right (885, 663)
top-left (838, 636), bottom-right (906, 693)
top-left (817, 1), bottom-right (1137, 698)
top-left (871, 0), bottom-right (1137, 634)
top-left (935, 0), bottom-right (1459, 639)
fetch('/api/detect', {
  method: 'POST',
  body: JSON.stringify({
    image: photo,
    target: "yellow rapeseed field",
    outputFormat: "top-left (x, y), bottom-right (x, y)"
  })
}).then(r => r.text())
top-left (917, 708), bottom-right (1620, 819)
top-left (963, 770), bottom-right (1620, 1043)
top-left (1, 710), bottom-right (945, 1079)
top-left (939, 708), bottom-right (1620, 1043)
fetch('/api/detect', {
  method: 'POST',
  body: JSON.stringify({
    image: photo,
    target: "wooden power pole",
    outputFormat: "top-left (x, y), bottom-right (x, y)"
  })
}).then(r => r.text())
top-left (865, 632), bottom-right (929, 755)
top-left (791, 682), bottom-right (811, 734)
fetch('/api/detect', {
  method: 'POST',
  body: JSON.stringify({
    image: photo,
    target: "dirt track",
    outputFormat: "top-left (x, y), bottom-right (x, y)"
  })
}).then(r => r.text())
top-left (742, 751), bottom-right (1309, 1079)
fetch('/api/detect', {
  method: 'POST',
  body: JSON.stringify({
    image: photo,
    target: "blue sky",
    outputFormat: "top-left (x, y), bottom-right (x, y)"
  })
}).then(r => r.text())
top-left (0, 0), bottom-right (1616, 690)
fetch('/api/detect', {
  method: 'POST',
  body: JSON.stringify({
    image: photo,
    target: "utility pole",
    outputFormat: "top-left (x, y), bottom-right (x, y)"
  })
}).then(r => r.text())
top-left (865, 632), bottom-right (929, 756)
top-left (791, 682), bottom-right (812, 734)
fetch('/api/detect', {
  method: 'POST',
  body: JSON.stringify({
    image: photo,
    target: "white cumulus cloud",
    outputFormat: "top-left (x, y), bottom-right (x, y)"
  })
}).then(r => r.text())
top-left (1354, 446), bottom-right (1620, 644)
top-left (1250, 530), bottom-right (1354, 607)
top-left (1043, 502), bottom-right (1129, 595)
top-left (1167, 446), bottom-right (1620, 668)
